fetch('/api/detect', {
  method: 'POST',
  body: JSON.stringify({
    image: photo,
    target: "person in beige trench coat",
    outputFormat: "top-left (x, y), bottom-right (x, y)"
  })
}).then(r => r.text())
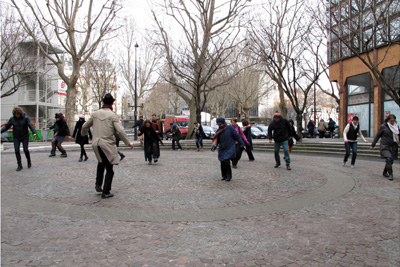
top-left (82, 93), bottom-right (133, 198)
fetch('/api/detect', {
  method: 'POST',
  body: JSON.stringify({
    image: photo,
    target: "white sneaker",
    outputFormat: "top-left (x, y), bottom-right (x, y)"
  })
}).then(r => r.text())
top-left (350, 165), bottom-right (354, 169)
top-left (343, 162), bottom-right (346, 166)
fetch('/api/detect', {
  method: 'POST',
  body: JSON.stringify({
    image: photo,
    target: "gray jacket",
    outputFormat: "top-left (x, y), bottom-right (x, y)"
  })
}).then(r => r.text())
top-left (371, 123), bottom-right (399, 160)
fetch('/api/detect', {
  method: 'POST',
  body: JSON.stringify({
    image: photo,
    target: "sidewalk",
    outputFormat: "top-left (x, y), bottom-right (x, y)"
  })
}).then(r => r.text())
top-left (1, 147), bottom-right (399, 266)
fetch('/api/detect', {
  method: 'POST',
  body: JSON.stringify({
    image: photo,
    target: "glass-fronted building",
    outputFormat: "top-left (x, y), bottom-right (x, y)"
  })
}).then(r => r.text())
top-left (328, 0), bottom-right (400, 137)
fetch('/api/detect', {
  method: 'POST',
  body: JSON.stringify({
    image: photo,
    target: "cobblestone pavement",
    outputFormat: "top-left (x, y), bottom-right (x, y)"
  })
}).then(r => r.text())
top-left (1, 147), bottom-right (399, 266)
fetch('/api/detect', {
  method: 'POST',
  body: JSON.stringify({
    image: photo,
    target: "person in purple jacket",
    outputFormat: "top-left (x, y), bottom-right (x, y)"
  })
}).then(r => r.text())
top-left (230, 118), bottom-right (250, 169)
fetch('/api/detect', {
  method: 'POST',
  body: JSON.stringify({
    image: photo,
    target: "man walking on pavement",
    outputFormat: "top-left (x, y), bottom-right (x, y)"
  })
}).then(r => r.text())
top-left (268, 112), bottom-right (292, 170)
top-left (82, 93), bottom-right (133, 198)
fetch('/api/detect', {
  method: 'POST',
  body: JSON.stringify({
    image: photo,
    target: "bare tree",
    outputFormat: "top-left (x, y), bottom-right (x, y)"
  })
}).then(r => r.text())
top-left (11, 0), bottom-right (122, 131)
top-left (118, 19), bottom-right (161, 114)
top-left (152, 0), bottom-right (250, 138)
top-left (328, 0), bottom-right (400, 106)
top-left (227, 49), bottom-right (272, 120)
top-left (1, 5), bottom-right (37, 98)
top-left (249, 0), bottom-right (327, 135)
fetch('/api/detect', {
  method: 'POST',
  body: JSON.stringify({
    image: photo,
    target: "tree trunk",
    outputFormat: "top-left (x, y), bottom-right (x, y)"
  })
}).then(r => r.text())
top-left (278, 87), bottom-right (288, 118)
top-left (65, 84), bottom-right (77, 137)
top-left (296, 113), bottom-right (303, 137)
top-left (187, 99), bottom-right (197, 139)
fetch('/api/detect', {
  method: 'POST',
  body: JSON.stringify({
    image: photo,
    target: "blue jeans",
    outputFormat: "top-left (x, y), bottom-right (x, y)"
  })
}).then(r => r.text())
top-left (195, 137), bottom-right (203, 149)
top-left (344, 142), bottom-right (357, 165)
top-left (274, 140), bottom-right (290, 166)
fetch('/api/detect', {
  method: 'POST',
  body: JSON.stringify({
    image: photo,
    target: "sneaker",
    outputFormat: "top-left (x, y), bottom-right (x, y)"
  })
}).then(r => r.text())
top-left (16, 166), bottom-right (23, 171)
top-left (221, 177), bottom-right (227, 181)
top-left (350, 165), bottom-right (354, 169)
top-left (60, 154), bottom-right (67, 158)
top-left (154, 158), bottom-right (158, 163)
top-left (95, 185), bottom-right (102, 193)
top-left (148, 160), bottom-right (152, 165)
top-left (49, 154), bottom-right (56, 157)
top-left (232, 165), bottom-right (237, 169)
top-left (120, 154), bottom-right (125, 161)
top-left (383, 171), bottom-right (390, 178)
top-left (343, 162), bottom-right (346, 167)
top-left (101, 193), bottom-right (114, 198)
top-left (388, 174), bottom-right (393, 181)
top-left (274, 163), bottom-right (280, 168)
top-left (286, 165), bottom-right (291, 170)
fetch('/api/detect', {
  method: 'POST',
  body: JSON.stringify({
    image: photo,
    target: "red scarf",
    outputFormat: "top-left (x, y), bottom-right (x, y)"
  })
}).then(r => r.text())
top-left (212, 125), bottom-right (227, 147)
top-left (102, 104), bottom-right (113, 110)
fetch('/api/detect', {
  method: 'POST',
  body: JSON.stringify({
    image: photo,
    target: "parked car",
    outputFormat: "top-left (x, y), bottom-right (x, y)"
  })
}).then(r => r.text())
top-left (251, 126), bottom-right (267, 139)
top-left (202, 125), bottom-right (215, 139)
top-left (255, 125), bottom-right (268, 134)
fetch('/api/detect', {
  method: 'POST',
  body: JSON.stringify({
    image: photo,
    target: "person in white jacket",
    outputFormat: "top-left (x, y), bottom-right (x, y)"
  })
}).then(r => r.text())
top-left (343, 116), bottom-right (368, 168)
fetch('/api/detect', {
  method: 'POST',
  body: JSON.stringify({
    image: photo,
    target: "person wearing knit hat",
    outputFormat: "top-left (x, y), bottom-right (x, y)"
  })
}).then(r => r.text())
top-left (211, 117), bottom-right (246, 182)
top-left (268, 112), bottom-right (293, 170)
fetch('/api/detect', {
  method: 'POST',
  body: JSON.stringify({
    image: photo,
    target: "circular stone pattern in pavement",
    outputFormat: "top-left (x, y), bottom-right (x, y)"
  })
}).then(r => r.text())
top-left (1, 150), bottom-right (355, 222)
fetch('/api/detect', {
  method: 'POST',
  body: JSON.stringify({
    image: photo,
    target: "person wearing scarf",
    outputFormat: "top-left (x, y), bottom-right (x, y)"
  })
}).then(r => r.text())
top-left (138, 119), bottom-right (163, 164)
top-left (230, 118), bottom-right (250, 168)
top-left (211, 117), bottom-right (246, 182)
top-left (82, 93), bottom-right (133, 198)
top-left (371, 114), bottom-right (400, 181)
top-left (342, 116), bottom-right (368, 168)
top-left (190, 121), bottom-right (205, 151)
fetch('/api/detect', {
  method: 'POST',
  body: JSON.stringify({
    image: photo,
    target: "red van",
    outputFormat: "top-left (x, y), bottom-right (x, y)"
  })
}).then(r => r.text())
top-left (163, 115), bottom-right (190, 139)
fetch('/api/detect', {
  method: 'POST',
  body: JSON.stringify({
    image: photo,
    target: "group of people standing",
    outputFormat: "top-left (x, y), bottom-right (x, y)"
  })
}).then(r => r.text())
top-left (307, 118), bottom-right (336, 138)
top-left (2, 96), bottom-right (399, 197)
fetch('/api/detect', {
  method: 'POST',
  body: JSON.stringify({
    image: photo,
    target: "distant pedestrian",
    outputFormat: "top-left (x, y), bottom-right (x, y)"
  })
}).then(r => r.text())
top-left (151, 114), bottom-right (163, 139)
top-left (288, 119), bottom-right (301, 153)
top-left (133, 115), bottom-right (144, 147)
top-left (138, 119), bottom-right (163, 164)
top-left (371, 114), bottom-right (399, 181)
top-left (231, 118), bottom-right (249, 168)
top-left (318, 119), bottom-right (327, 138)
top-left (81, 93), bottom-right (133, 198)
top-left (342, 116), bottom-right (368, 168)
top-left (114, 128), bottom-right (126, 161)
top-left (164, 122), bottom-right (182, 150)
top-left (241, 119), bottom-right (255, 161)
top-left (328, 118), bottom-right (336, 138)
top-left (268, 112), bottom-right (292, 170)
top-left (48, 113), bottom-right (70, 158)
top-left (190, 121), bottom-right (205, 151)
top-left (211, 117), bottom-right (245, 182)
top-left (1, 106), bottom-right (37, 171)
top-left (72, 115), bottom-right (92, 162)
top-left (307, 120), bottom-right (315, 138)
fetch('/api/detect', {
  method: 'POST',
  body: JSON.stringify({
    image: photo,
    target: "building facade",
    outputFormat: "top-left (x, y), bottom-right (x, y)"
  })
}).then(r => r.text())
top-left (328, 0), bottom-right (400, 137)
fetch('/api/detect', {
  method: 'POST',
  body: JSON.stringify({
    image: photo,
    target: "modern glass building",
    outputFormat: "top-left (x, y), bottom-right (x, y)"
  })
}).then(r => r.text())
top-left (327, 0), bottom-right (400, 137)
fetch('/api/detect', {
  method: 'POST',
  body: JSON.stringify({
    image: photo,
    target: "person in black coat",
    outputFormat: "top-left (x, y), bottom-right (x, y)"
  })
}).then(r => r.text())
top-left (1, 106), bottom-right (37, 171)
top-left (48, 113), bottom-right (70, 157)
top-left (307, 120), bottom-right (315, 138)
top-left (138, 119), bottom-right (163, 164)
top-left (72, 115), bottom-right (92, 162)
top-left (288, 119), bottom-right (301, 153)
top-left (133, 115), bottom-right (145, 147)
top-left (164, 122), bottom-right (182, 150)
top-left (371, 114), bottom-right (399, 181)
top-left (241, 119), bottom-right (255, 161)
top-left (190, 121), bottom-right (205, 151)
top-left (268, 112), bottom-right (292, 170)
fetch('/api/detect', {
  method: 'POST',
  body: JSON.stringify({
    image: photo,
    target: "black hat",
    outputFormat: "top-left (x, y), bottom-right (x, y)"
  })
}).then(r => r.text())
top-left (216, 117), bottom-right (225, 124)
top-left (55, 113), bottom-right (61, 119)
top-left (102, 93), bottom-right (115, 105)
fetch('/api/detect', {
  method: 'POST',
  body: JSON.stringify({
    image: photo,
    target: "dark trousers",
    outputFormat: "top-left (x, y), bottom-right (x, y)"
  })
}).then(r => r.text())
top-left (195, 137), bottom-right (203, 149)
top-left (14, 136), bottom-right (30, 166)
top-left (96, 147), bottom-right (114, 195)
top-left (344, 142), bottom-right (357, 165)
top-left (80, 143), bottom-right (87, 159)
top-left (319, 131), bottom-right (325, 138)
top-left (385, 157), bottom-right (394, 175)
top-left (246, 149), bottom-right (255, 161)
top-left (220, 159), bottom-right (232, 180)
top-left (231, 143), bottom-right (243, 166)
top-left (172, 139), bottom-right (182, 150)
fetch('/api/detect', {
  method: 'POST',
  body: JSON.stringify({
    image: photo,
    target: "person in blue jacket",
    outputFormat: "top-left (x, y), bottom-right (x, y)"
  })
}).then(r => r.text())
top-left (211, 117), bottom-right (246, 182)
top-left (1, 106), bottom-right (37, 171)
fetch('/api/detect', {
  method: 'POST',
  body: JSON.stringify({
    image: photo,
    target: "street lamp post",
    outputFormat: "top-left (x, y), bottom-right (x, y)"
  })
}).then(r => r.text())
top-left (134, 42), bottom-right (139, 141)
